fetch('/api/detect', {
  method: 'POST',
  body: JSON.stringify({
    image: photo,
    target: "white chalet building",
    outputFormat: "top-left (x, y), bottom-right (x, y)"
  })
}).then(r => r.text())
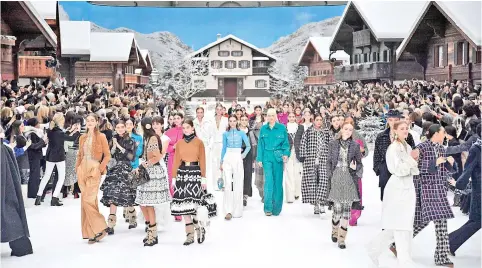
top-left (189, 34), bottom-right (276, 101)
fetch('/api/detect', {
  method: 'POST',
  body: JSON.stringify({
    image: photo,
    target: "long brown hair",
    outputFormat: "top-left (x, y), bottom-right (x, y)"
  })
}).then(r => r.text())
top-left (336, 121), bottom-right (354, 140)
top-left (86, 113), bottom-right (100, 134)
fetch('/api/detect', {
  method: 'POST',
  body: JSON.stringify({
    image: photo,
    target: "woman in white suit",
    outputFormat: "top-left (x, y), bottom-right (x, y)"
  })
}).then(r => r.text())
top-left (366, 120), bottom-right (419, 268)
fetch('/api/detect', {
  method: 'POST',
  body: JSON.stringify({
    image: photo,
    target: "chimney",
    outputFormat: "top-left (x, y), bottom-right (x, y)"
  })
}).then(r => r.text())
top-left (217, 33), bottom-right (221, 40)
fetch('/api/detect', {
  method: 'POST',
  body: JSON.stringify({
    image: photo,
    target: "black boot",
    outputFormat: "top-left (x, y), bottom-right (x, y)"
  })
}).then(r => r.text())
top-left (34, 196), bottom-right (42, 206)
top-left (50, 197), bottom-right (63, 206)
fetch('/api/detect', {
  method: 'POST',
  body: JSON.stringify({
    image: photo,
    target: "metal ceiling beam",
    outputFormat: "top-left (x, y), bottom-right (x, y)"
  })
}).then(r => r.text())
top-left (87, 1), bottom-right (347, 8)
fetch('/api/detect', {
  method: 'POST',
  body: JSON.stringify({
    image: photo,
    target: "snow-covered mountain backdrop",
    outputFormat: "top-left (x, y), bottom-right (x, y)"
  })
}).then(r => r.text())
top-left (265, 17), bottom-right (340, 65)
top-left (90, 24), bottom-right (193, 70)
top-left (60, 5), bottom-right (339, 71)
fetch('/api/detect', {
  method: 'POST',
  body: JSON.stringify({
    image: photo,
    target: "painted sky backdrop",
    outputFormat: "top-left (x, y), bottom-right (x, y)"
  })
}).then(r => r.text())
top-left (60, 2), bottom-right (345, 49)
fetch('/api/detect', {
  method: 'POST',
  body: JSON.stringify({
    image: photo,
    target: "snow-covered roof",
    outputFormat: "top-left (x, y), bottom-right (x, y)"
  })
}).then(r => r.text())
top-left (298, 37), bottom-right (350, 65)
top-left (330, 1), bottom-right (426, 50)
top-left (139, 49), bottom-right (154, 69)
top-left (30, 1), bottom-right (57, 20)
top-left (23, 1), bottom-right (57, 47)
top-left (90, 33), bottom-right (135, 62)
top-left (60, 21), bottom-right (91, 56)
top-left (187, 34), bottom-right (277, 61)
top-left (396, 1), bottom-right (481, 61)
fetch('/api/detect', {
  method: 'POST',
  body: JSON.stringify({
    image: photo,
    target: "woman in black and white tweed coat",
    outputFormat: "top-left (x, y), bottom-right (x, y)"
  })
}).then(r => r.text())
top-left (299, 114), bottom-right (331, 215)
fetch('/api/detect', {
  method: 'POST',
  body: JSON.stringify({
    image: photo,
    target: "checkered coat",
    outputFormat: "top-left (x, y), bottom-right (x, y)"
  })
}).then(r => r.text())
top-left (414, 141), bottom-right (455, 225)
top-left (299, 126), bottom-right (331, 204)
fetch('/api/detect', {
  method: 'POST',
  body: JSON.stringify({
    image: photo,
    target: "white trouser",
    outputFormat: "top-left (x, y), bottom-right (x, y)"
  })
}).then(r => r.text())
top-left (37, 161), bottom-right (66, 198)
top-left (283, 150), bottom-right (302, 203)
top-left (367, 229), bottom-right (415, 268)
top-left (212, 142), bottom-right (223, 190)
top-left (223, 149), bottom-right (244, 218)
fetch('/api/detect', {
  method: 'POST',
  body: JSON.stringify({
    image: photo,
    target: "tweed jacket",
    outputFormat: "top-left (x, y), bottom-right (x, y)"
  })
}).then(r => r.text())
top-left (75, 131), bottom-right (111, 174)
top-left (414, 141), bottom-right (455, 225)
top-left (326, 138), bottom-right (363, 181)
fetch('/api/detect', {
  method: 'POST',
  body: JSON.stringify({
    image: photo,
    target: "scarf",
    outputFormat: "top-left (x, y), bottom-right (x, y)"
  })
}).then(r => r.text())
top-left (184, 133), bottom-right (196, 143)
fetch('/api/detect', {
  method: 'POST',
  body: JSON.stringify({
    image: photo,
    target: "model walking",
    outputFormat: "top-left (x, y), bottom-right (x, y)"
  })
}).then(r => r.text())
top-left (75, 113), bottom-right (111, 244)
top-left (100, 119), bottom-right (137, 234)
top-left (165, 112), bottom-right (184, 222)
top-left (326, 121), bottom-right (363, 249)
top-left (221, 115), bottom-right (251, 219)
top-left (137, 117), bottom-right (171, 246)
top-left (299, 114), bottom-right (331, 215)
top-left (391, 124), bottom-right (455, 267)
top-left (212, 105), bottom-right (229, 191)
top-left (239, 114), bottom-right (256, 207)
top-left (367, 121), bottom-right (419, 267)
top-left (171, 119), bottom-right (207, 245)
top-left (194, 107), bottom-right (215, 192)
top-left (256, 109), bottom-right (290, 216)
top-left (284, 112), bottom-right (302, 203)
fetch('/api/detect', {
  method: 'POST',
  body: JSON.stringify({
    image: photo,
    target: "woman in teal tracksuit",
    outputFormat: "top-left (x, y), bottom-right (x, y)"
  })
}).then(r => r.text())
top-left (256, 108), bottom-right (290, 216)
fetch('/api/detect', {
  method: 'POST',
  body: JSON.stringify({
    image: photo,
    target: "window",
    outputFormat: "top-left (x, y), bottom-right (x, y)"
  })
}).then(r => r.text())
top-left (218, 51), bottom-right (229, 57)
top-left (435, 45), bottom-right (443, 67)
top-left (125, 66), bottom-right (134, 74)
top-left (476, 50), bottom-right (481, 64)
top-left (363, 53), bottom-right (368, 63)
top-left (193, 80), bottom-right (206, 89)
top-left (383, 50), bottom-right (391, 62)
top-left (456, 42), bottom-right (467, 65)
top-left (372, 52), bottom-right (379, 62)
top-left (231, 51), bottom-right (243, 57)
top-left (211, 60), bottom-right (222, 69)
top-left (255, 80), bottom-right (267, 88)
top-left (253, 61), bottom-right (267, 67)
top-left (239, 60), bottom-right (250, 69)
top-left (225, 60), bottom-right (236, 69)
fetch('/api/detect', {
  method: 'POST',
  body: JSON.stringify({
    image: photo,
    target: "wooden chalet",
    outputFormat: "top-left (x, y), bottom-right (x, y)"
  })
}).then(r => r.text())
top-left (298, 37), bottom-right (349, 89)
top-left (59, 21), bottom-right (151, 90)
top-left (329, 1), bottom-right (426, 83)
top-left (396, 1), bottom-right (481, 83)
top-left (1, 1), bottom-right (57, 83)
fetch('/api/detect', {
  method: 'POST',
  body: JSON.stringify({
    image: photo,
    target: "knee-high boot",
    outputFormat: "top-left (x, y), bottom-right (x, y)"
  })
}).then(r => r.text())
top-left (183, 223), bottom-right (195, 246)
top-left (338, 220), bottom-right (348, 249)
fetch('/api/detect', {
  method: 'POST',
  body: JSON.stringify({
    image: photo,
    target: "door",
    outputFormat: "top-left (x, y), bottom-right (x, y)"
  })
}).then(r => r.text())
top-left (224, 78), bottom-right (237, 99)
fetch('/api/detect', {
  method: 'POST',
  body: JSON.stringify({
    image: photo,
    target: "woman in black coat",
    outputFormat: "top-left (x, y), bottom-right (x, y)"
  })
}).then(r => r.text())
top-left (1, 127), bottom-right (33, 257)
top-left (448, 140), bottom-right (481, 255)
top-left (24, 118), bottom-right (47, 198)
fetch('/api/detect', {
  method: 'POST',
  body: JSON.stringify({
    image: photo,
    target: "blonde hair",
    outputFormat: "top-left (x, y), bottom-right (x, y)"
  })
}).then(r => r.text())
top-left (24, 111), bottom-right (35, 120)
top-left (37, 105), bottom-right (50, 122)
top-left (1, 107), bottom-right (13, 121)
top-left (266, 108), bottom-right (277, 116)
top-left (50, 113), bottom-right (65, 129)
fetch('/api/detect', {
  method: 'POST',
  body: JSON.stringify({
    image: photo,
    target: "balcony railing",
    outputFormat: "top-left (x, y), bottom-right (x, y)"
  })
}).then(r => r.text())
top-left (304, 75), bottom-right (335, 85)
top-left (138, 75), bottom-right (149, 85)
top-left (18, 56), bottom-right (55, 78)
top-left (253, 67), bottom-right (268, 75)
top-left (125, 73), bottom-right (137, 84)
top-left (334, 62), bottom-right (392, 81)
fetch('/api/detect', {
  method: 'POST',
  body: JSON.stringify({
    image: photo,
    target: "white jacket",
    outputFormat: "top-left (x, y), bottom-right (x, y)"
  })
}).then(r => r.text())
top-left (381, 142), bottom-right (419, 231)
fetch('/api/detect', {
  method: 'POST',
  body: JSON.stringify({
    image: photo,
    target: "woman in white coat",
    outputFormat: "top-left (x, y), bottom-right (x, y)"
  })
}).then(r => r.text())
top-left (366, 121), bottom-right (420, 267)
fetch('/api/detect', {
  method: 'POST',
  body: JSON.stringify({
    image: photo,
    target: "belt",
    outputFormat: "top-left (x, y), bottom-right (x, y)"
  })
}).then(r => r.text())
top-left (181, 161), bottom-right (199, 166)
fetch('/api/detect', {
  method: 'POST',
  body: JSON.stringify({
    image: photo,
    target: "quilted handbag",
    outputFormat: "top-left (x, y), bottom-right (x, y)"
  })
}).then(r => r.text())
top-left (128, 165), bottom-right (151, 188)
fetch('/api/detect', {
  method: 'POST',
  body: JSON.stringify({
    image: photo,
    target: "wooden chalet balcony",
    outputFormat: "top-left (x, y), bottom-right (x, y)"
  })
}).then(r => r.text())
top-left (304, 75), bottom-right (335, 85)
top-left (125, 74), bottom-right (150, 85)
top-left (334, 62), bottom-right (392, 81)
top-left (138, 75), bottom-right (149, 85)
top-left (18, 56), bottom-right (55, 78)
top-left (253, 67), bottom-right (268, 75)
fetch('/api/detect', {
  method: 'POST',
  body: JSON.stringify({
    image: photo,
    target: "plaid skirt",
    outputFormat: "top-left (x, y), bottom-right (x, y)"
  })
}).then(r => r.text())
top-left (171, 165), bottom-right (203, 216)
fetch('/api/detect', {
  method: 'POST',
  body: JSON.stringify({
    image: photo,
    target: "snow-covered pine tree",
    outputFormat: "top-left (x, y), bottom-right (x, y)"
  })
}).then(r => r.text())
top-left (357, 116), bottom-right (385, 143)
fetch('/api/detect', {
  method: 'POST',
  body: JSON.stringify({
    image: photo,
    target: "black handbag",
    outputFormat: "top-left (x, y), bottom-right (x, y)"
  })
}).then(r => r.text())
top-left (128, 164), bottom-right (150, 188)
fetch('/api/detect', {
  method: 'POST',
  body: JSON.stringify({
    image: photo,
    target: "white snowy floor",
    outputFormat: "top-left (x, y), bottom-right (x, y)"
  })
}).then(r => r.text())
top-left (2, 153), bottom-right (480, 268)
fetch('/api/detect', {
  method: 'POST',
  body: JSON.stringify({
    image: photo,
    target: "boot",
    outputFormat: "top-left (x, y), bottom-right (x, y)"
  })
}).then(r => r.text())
top-left (338, 226), bottom-right (347, 249)
top-left (331, 219), bottom-right (340, 243)
top-left (88, 230), bottom-right (107, 244)
top-left (144, 224), bottom-right (158, 246)
top-left (34, 196), bottom-right (42, 206)
top-left (225, 213), bottom-right (232, 220)
top-left (128, 209), bottom-right (137, 229)
top-left (50, 197), bottom-right (63, 206)
top-left (193, 220), bottom-right (206, 244)
top-left (106, 214), bottom-right (116, 235)
top-left (243, 195), bottom-right (248, 207)
top-left (389, 244), bottom-right (398, 257)
top-left (314, 204), bottom-right (320, 215)
top-left (74, 193), bottom-right (79, 199)
top-left (183, 223), bottom-right (195, 246)
top-left (124, 207), bottom-right (129, 223)
top-left (145, 221), bottom-right (150, 233)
